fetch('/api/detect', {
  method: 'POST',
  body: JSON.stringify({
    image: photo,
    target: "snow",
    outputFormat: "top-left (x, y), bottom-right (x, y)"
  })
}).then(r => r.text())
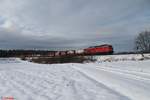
top-left (73, 61), bottom-right (150, 100)
top-left (94, 53), bottom-right (150, 62)
top-left (0, 56), bottom-right (150, 100)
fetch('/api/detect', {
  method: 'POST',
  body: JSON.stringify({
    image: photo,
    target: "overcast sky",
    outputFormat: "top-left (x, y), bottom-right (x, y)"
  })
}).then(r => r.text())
top-left (0, 0), bottom-right (150, 52)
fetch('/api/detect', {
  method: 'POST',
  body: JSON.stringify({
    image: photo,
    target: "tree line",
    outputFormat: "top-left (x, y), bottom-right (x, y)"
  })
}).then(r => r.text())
top-left (0, 50), bottom-right (53, 57)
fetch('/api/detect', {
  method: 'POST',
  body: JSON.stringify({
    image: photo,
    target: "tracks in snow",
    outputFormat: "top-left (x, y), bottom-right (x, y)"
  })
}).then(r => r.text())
top-left (93, 64), bottom-right (150, 82)
top-left (72, 63), bottom-right (150, 100)
top-left (0, 62), bottom-right (130, 100)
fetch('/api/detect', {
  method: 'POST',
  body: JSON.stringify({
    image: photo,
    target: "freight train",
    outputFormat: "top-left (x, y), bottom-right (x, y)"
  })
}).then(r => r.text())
top-left (48, 44), bottom-right (113, 57)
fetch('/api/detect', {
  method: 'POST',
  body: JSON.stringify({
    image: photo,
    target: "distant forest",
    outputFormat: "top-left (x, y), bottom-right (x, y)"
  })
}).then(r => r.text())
top-left (0, 50), bottom-right (54, 57)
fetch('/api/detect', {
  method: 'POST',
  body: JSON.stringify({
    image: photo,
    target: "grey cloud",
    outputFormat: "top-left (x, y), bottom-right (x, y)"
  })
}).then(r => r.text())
top-left (0, 0), bottom-right (150, 52)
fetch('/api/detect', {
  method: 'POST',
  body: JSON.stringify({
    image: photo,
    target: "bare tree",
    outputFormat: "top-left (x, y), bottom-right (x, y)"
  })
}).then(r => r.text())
top-left (135, 31), bottom-right (150, 52)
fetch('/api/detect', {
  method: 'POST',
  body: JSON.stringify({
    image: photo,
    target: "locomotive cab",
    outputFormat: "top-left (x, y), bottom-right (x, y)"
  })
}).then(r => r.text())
top-left (84, 44), bottom-right (113, 55)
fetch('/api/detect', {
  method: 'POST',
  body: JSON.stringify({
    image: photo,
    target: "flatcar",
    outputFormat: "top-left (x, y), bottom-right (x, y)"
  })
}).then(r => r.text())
top-left (84, 44), bottom-right (113, 55)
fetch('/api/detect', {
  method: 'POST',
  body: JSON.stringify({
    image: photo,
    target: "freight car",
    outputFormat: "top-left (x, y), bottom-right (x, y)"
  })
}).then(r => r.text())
top-left (84, 44), bottom-right (113, 55)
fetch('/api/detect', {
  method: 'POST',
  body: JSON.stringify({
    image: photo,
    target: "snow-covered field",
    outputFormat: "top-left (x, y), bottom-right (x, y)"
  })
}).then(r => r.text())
top-left (0, 56), bottom-right (150, 100)
top-left (94, 53), bottom-right (150, 62)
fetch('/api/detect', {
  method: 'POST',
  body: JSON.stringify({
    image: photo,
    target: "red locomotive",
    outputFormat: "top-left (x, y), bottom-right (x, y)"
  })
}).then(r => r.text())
top-left (84, 44), bottom-right (113, 55)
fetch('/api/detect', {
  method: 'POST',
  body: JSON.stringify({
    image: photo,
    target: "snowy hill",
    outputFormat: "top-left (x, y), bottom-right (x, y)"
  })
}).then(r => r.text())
top-left (94, 53), bottom-right (150, 62)
top-left (0, 58), bottom-right (22, 63)
top-left (0, 57), bottom-right (150, 100)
